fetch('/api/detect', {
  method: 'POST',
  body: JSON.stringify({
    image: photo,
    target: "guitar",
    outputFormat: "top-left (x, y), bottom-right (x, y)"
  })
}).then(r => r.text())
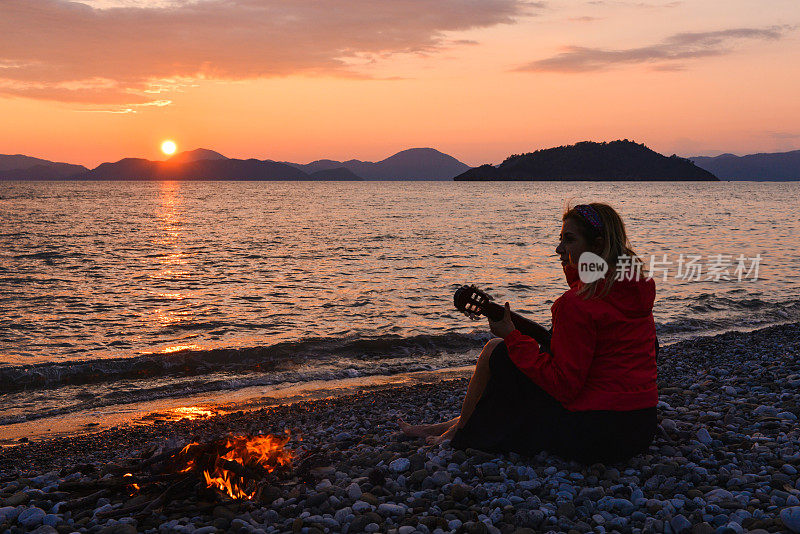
top-left (453, 284), bottom-right (660, 361)
top-left (453, 285), bottom-right (552, 353)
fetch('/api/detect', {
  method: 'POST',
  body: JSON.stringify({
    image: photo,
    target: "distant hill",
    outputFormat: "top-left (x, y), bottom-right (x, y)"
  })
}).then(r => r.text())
top-left (455, 140), bottom-right (718, 181)
top-left (287, 148), bottom-right (470, 180)
top-left (79, 157), bottom-right (356, 180)
top-left (168, 148), bottom-right (228, 164)
top-left (691, 150), bottom-right (800, 181)
top-left (1, 147), bottom-right (471, 181)
top-left (0, 154), bottom-right (87, 179)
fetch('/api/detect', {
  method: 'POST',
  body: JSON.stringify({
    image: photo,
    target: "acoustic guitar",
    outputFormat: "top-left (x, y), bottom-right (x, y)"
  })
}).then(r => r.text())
top-left (453, 284), bottom-right (660, 360)
top-left (453, 285), bottom-right (552, 353)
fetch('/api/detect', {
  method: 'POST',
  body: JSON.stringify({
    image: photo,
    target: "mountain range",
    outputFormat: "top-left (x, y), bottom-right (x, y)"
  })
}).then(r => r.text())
top-left (690, 150), bottom-right (800, 181)
top-left (0, 148), bottom-right (467, 181)
top-left (283, 148), bottom-right (470, 180)
top-left (1, 145), bottom-right (799, 181)
top-left (0, 154), bottom-right (88, 180)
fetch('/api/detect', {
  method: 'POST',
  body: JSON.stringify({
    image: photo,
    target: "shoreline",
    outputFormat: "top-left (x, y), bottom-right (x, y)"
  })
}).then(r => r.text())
top-left (3, 319), bottom-right (798, 447)
top-left (0, 367), bottom-right (475, 446)
top-left (1, 322), bottom-right (799, 533)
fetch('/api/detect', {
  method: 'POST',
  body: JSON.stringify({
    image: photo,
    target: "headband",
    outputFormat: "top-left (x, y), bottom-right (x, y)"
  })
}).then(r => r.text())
top-left (574, 204), bottom-right (603, 230)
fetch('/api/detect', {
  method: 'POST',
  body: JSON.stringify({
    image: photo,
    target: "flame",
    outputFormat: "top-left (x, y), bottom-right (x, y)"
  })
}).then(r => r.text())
top-left (178, 442), bottom-right (200, 473)
top-left (204, 469), bottom-right (253, 500)
top-left (181, 433), bottom-right (292, 500)
top-left (123, 473), bottom-right (140, 496)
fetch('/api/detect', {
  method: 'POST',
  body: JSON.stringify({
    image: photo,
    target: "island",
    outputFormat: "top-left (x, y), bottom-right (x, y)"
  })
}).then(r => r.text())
top-left (454, 140), bottom-right (718, 181)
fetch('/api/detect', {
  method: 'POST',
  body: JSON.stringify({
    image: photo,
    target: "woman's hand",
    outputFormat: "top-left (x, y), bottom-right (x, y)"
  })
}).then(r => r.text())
top-left (489, 302), bottom-right (516, 338)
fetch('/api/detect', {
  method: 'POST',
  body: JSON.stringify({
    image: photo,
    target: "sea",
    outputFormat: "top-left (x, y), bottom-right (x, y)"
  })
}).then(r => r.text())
top-left (1, 180), bottom-right (799, 442)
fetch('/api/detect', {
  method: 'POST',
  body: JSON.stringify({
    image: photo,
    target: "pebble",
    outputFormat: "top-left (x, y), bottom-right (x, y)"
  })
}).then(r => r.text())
top-left (445, 518), bottom-right (461, 530)
top-left (377, 503), bottom-right (405, 515)
top-left (99, 525), bottom-right (138, 534)
top-left (389, 457), bottom-right (410, 473)
top-left (705, 489), bottom-right (735, 503)
top-left (430, 470), bottom-right (451, 486)
top-left (670, 514), bottom-right (692, 534)
top-left (18, 507), bottom-right (46, 528)
top-left (352, 500), bottom-right (372, 512)
top-left (41, 513), bottom-right (59, 526)
top-left (697, 427), bottom-right (713, 445)
top-left (0, 506), bottom-right (22, 523)
top-left (781, 507), bottom-right (800, 533)
top-left (346, 482), bottom-right (362, 500)
top-left (3, 491), bottom-right (30, 506)
top-left (0, 323), bottom-right (798, 534)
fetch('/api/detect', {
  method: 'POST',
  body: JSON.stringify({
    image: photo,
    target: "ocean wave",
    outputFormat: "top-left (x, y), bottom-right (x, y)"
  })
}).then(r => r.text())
top-left (11, 251), bottom-right (84, 260)
top-left (657, 295), bottom-right (800, 336)
top-left (0, 331), bottom-right (490, 394)
top-left (0, 354), bottom-right (473, 427)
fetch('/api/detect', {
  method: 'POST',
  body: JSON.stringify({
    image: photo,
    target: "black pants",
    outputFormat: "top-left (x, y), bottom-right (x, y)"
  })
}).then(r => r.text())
top-left (451, 342), bottom-right (657, 464)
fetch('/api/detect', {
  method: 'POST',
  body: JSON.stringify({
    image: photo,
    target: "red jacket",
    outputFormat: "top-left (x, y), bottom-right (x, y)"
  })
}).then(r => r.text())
top-left (504, 264), bottom-right (658, 411)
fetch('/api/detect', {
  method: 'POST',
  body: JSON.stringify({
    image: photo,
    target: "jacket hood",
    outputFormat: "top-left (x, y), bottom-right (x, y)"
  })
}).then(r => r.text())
top-left (563, 264), bottom-right (655, 318)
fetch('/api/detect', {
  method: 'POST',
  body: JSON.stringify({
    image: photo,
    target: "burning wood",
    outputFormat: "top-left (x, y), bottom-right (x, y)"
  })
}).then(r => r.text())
top-left (43, 432), bottom-right (312, 525)
top-left (177, 433), bottom-right (293, 500)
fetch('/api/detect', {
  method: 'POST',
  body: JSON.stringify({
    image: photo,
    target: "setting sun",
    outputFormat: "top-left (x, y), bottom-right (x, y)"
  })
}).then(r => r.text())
top-left (161, 140), bottom-right (177, 155)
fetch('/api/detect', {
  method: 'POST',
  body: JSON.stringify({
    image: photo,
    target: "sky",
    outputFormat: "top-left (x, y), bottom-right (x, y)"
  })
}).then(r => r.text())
top-left (1, 0), bottom-right (798, 168)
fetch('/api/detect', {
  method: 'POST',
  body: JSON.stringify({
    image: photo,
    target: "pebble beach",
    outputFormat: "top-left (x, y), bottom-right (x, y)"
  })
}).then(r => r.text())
top-left (2, 322), bottom-right (800, 534)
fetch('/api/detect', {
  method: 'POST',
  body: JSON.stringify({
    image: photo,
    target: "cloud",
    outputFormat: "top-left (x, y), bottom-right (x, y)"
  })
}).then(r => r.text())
top-left (769, 132), bottom-right (800, 140)
top-left (515, 26), bottom-right (790, 72)
top-left (586, 1), bottom-right (682, 7)
top-left (0, 0), bottom-right (535, 108)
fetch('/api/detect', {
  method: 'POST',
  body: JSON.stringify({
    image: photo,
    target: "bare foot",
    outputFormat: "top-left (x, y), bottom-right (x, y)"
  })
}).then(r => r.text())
top-left (426, 423), bottom-right (457, 445)
top-left (398, 418), bottom-right (437, 438)
top-left (398, 418), bottom-right (458, 438)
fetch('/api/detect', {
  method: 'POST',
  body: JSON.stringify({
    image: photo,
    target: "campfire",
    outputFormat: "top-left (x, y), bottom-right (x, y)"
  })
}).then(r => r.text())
top-left (50, 431), bottom-right (336, 523)
top-left (178, 433), bottom-right (293, 500)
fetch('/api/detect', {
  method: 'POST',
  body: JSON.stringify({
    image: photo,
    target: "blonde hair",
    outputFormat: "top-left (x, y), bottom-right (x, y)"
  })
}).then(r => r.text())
top-left (563, 202), bottom-right (645, 298)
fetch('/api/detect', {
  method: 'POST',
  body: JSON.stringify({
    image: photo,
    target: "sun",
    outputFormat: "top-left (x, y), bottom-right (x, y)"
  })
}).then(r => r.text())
top-left (161, 140), bottom-right (177, 155)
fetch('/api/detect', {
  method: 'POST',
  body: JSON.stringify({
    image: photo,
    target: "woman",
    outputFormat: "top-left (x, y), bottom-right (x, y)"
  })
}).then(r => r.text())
top-left (399, 203), bottom-right (658, 464)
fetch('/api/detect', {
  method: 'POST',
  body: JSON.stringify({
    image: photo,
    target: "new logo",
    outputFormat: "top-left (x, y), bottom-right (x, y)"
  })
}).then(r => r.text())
top-left (578, 252), bottom-right (608, 283)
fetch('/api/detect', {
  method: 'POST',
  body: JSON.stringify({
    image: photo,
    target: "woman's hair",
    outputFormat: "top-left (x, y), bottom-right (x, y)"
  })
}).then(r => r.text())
top-left (563, 202), bottom-right (645, 298)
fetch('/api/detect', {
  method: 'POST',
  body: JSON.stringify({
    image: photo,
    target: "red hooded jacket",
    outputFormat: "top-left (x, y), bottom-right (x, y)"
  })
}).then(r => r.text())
top-left (504, 264), bottom-right (658, 411)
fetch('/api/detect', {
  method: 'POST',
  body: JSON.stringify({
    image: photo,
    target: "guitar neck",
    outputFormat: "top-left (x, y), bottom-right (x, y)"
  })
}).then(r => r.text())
top-left (483, 302), bottom-right (552, 350)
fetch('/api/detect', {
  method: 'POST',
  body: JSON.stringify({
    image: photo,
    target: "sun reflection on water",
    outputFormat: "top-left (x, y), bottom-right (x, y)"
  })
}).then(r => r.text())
top-left (169, 406), bottom-right (216, 420)
top-left (149, 181), bottom-right (197, 331)
top-left (161, 344), bottom-right (201, 353)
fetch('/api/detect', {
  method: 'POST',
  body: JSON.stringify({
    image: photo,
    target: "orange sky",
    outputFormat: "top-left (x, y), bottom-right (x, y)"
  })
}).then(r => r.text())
top-left (1, 0), bottom-right (798, 168)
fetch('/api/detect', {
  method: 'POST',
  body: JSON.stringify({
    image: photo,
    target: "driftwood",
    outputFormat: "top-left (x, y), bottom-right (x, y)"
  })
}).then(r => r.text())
top-left (137, 476), bottom-right (196, 518)
top-left (57, 474), bottom-right (176, 492)
top-left (62, 489), bottom-right (110, 510)
top-left (95, 497), bottom-right (155, 519)
top-left (119, 445), bottom-right (188, 473)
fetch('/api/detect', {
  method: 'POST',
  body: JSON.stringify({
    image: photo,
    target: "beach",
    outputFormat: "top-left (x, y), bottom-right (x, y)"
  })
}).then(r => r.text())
top-left (4, 0), bottom-right (800, 531)
top-left (1, 322), bottom-right (799, 534)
